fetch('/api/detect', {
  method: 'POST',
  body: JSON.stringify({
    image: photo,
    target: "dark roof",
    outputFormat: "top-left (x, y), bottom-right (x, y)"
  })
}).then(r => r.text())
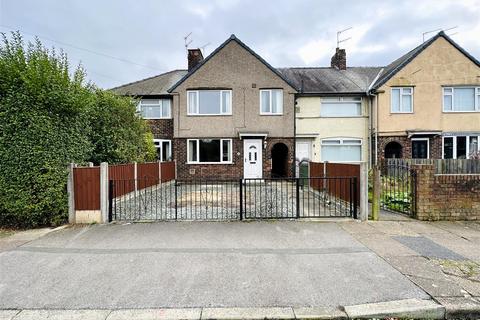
top-left (168, 34), bottom-right (297, 92)
top-left (372, 31), bottom-right (480, 90)
top-left (110, 69), bottom-right (187, 96)
top-left (278, 67), bottom-right (382, 94)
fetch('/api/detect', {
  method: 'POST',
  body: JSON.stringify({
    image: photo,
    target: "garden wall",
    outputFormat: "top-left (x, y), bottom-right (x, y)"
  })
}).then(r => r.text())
top-left (414, 164), bottom-right (480, 221)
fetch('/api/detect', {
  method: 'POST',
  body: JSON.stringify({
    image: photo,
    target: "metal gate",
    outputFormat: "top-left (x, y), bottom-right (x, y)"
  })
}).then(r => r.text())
top-left (108, 177), bottom-right (358, 221)
top-left (380, 161), bottom-right (417, 216)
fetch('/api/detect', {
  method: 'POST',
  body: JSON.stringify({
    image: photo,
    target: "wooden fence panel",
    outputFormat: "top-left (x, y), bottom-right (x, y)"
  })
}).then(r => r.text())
top-left (161, 161), bottom-right (176, 182)
top-left (138, 162), bottom-right (160, 189)
top-left (73, 167), bottom-right (100, 210)
top-left (108, 164), bottom-right (134, 197)
top-left (386, 158), bottom-right (480, 174)
top-left (308, 162), bottom-right (360, 203)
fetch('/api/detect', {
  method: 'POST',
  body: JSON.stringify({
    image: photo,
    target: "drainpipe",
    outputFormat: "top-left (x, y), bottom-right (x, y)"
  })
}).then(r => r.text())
top-left (366, 68), bottom-right (384, 167)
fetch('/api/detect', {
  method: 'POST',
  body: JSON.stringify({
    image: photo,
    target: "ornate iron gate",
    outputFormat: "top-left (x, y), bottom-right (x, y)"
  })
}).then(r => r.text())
top-left (380, 161), bottom-right (417, 216)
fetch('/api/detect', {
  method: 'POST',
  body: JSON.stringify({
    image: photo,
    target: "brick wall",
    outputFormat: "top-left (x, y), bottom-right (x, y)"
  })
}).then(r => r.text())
top-left (174, 138), bottom-right (294, 179)
top-left (146, 119), bottom-right (173, 140)
top-left (414, 164), bottom-right (480, 221)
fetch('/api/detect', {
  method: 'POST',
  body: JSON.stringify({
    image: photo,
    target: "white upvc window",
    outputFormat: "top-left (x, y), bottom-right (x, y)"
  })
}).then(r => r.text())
top-left (187, 139), bottom-right (232, 163)
top-left (260, 89), bottom-right (283, 115)
top-left (320, 138), bottom-right (362, 162)
top-left (442, 135), bottom-right (480, 159)
top-left (391, 87), bottom-right (413, 113)
top-left (443, 87), bottom-right (480, 112)
top-left (153, 139), bottom-right (172, 162)
top-left (320, 97), bottom-right (362, 117)
top-left (187, 90), bottom-right (232, 115)
top-left (138, 99), bottom-right (171, 119)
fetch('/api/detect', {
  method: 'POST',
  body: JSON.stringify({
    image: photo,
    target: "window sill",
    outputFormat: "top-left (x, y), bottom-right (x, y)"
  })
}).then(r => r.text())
top-left (443, 110), bottom-right (480, 113)
top-left (186, 114), bottom-right (233, 117)
top-left (390, 112), bottom-right (414, 114)
top-left (186, 162), bottom-right (234, 165)
top-left (259, 113), bottom-right (284, 116)
top-left (319, 115), bottom-right (364, 118)
top-left (143, 117), bottom-right (172, 120)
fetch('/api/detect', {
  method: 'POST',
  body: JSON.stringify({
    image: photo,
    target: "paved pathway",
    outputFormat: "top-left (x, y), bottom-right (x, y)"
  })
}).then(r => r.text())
top-left (339, 219), bottom-right (480, 319)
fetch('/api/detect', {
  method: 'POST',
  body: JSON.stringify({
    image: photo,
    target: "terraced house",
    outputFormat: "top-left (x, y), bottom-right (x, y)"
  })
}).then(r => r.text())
top-left (112, 31), bottom-right (480, 177)
top-left (370, 31), bottom-right (480, 162)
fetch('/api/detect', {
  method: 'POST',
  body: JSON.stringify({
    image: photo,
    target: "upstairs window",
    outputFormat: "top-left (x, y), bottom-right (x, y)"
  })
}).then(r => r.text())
top-left (391, 87), bottom-right (413, 113)
top-left (260, 89), bottom-right (283, 115)
top-left (138, 99), bottom-right (171, 119)
top-left (443, 87), bottom-right (480, 112)
top-left (187, 90), bottom-right (232, 115)
top-left (321, 97), bottom-right (362, 117)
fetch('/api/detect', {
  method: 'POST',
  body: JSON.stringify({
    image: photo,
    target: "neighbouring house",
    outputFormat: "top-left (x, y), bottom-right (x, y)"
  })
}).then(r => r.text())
top-left (279, 49), bottom-right (381, 169)
top-left (111, 69), bottom-right (187, 161)
top-left (370, 31), bottom-right (480, 163)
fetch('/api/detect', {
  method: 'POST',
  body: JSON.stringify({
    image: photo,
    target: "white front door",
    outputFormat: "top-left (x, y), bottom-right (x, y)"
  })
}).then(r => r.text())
top-left (296, 140), bottom-right (311, 162)
top-left (243, 139), bottom-right (263, 179)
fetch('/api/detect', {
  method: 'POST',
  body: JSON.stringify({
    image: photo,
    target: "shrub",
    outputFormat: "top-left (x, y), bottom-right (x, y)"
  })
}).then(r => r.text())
top-left (0, 32), bottom-right (155, 228)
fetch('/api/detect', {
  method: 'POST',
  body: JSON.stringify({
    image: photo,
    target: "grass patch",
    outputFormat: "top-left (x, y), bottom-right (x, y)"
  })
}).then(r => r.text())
top-left (0, 229), bottom-right (15, 238)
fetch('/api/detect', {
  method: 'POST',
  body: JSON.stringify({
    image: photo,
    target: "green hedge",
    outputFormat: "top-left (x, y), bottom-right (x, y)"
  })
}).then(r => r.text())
top-left (0, 32), bottom-right (154, 228)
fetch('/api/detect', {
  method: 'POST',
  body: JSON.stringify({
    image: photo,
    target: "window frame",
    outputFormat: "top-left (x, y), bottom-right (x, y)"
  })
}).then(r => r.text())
top-left (259, 89), bottom-right (284, 115)
top-left (138, 99), bottom-right (171, 119)
top-left (186, 138), bottom-right (233, 164)
top-left (320, 138), bottom-right (362, 163)
top-left (186, 90), bottom-right (232, 116)
top-left (442, 87), bottom-right (480, 113)
top-left (390, 87), bottom-right (414, 114)
top-left (442, 135), bottom-right (480, 159)
top-left (411, 137), bottom-right (430, 159)
top-left (320, 96), bottom-right (362, 118)
top-left (153, 139), bottom-right (172, 162)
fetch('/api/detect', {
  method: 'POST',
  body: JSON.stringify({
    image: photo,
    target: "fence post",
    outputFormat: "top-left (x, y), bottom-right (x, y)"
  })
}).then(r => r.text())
top-left (174, 159), bottom-right (178, 179)
top-left (67, 163), bottom-right (75, 224)
top-left (359, 162), bottom-right (368, 221)
top-left (100, 162), bottom-right (109, 223)
top-left (371, 165), bottom-right (381, 221)
top-left (239, 179), bottom-right (243, 221)
top-left (88, 162), bottom-right (94, 167)
top-left (158, 161), bottom-right (162, 182)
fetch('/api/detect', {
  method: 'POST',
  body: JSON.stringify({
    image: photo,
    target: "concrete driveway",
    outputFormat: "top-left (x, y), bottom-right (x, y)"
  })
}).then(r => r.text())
top-left (0, 221), bottom-right (428, 309)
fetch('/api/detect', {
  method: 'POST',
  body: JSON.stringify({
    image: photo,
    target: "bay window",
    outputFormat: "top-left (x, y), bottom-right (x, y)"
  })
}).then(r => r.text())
top-left (260, 89), bottom-right (283, 114)
top-left (187, 90), bottom-right (232, 115)
top-left (443, 135), bottom-right (480, 159)
top-left (188, 139), bottom-right (232, 163)
top-left (321, 138), bottom-right (362, 162)
top-left (443, 87), bottom-right (480, 112)
top-left (320, 97), bottom-right (362, 117)
top-left (391, 87), bottom-right (413, 113)
top-left (138, 99), bottom-right (171, 119)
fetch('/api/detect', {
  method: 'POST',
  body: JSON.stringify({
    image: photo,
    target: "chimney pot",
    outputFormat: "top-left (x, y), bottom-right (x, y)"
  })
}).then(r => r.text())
top-left (188, 49), bottom-right (204, 71)
top-left (331, 47), bottom-right (346, 70)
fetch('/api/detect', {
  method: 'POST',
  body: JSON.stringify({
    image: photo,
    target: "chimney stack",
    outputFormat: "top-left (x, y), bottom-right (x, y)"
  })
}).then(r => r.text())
top-left (331, 47), bottom-right (346, 70)
top-left (188, 49), bottom-right (204, 71)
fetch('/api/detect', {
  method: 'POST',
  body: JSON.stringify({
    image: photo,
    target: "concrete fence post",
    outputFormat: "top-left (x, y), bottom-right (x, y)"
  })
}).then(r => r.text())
top-left (67, 163), bottom-right (75, 224)
top-left (88, 162), bottom-right (94, 167)
top-left (100, 162), bottom-right (109, 223)
top-left (359, 162), bottom-right (369, 221)
top-left (174, 159), bottom-right (178, 179)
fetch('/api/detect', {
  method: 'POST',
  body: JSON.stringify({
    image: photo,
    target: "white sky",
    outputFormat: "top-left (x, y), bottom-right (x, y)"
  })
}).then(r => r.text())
top-left (1, 0), bottom-right (479, 88)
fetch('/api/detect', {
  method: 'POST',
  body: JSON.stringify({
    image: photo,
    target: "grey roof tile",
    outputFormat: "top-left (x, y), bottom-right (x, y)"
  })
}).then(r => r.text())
top-left (110, 69), bottom-right (187, 96)
top-left (278, 67), bottom-right (382, 94)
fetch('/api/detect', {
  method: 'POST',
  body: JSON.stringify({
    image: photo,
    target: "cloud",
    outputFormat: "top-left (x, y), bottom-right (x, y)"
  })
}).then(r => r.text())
top-left (2, 0), bottom-right (479, 88)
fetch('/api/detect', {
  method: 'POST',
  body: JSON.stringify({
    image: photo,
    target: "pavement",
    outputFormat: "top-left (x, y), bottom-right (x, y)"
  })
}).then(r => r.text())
top-left (0, 219), bottom-right (479, 319)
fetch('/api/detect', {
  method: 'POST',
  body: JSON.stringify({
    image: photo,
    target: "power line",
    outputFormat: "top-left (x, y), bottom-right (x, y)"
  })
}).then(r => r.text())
top-left (0, 24), bottom-right (164, 71)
